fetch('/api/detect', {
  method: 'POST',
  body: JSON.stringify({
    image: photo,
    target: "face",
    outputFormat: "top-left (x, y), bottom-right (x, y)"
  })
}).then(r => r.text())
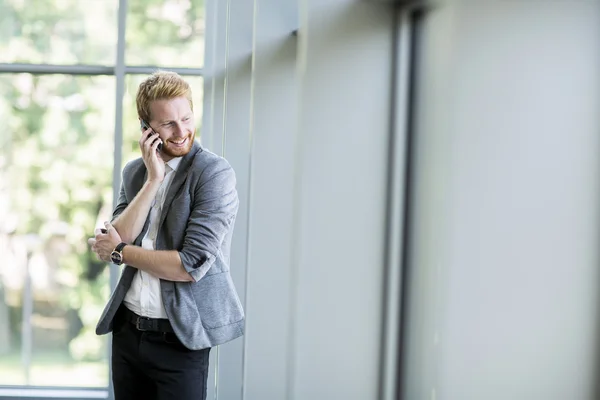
top-left (148, 96), bottom-right (195, 161)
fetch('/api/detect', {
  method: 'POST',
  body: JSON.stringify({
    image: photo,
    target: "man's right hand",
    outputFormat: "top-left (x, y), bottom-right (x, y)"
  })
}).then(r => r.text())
top-left (139, 127), bottom-right (165, 182)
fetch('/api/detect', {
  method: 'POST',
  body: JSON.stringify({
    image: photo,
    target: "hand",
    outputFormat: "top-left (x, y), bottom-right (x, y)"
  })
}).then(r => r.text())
top-left (139, 125), bottom-right (165, 182)
top-left (88, 221), bottom-right (123, 263)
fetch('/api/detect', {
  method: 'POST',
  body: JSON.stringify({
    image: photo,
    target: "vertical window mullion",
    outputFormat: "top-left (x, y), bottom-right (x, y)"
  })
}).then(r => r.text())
top-left (111, 0), bottom-right (128, 290)
top-left (108, 0), bottom-right (128, 398)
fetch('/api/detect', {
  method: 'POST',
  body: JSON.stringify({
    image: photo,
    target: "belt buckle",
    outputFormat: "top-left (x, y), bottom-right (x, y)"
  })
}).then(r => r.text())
top-left (135, 317), bottom-right (151, 331)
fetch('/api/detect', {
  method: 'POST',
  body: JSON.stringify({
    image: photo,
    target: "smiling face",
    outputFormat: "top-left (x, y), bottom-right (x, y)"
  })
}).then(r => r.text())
top-left (136, 71), bottom-right (196, 161)
top-left (148, 96), bottom-right (195, 161)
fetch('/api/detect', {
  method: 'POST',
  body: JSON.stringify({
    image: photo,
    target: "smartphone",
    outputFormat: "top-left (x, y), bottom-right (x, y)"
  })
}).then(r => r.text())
top-left (140, 120), bottom-right (162, 151)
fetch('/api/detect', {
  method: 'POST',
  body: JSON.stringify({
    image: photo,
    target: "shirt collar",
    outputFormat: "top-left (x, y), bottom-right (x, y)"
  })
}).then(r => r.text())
top-left (166, 156), bottom-right (183, 172)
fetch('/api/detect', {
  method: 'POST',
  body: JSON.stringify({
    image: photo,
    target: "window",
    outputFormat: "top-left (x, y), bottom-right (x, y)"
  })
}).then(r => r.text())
top-left (126, 0), bottom-right (205, 67)
top-left (0, 0), bottom-right (118, 65)
top-left (0, 74), bottom-right (115, 388)
top-left (0, 0), bottom-right (205, 396)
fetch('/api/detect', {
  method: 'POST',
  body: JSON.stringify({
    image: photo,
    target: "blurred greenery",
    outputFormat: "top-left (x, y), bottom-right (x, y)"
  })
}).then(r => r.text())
top-left (0, 0), bottom-right (205, 67)
top-left (0, 0), bottom-right (205, 388)
top-left (127, 0), bottom-right (206, 67)
top-left (0, 0), bottom-right (118, 65)
top-left (0, 350), bottom-right (108, 387)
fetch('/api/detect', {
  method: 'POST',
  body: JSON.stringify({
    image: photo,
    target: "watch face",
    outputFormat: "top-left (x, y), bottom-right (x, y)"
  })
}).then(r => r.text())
top-left (110, 250), bottom-right (123, 265)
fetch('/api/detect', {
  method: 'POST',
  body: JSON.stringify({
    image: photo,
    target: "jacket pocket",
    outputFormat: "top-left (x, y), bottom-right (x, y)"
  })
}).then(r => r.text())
top-left (193, 272), bottom-right (244, 329)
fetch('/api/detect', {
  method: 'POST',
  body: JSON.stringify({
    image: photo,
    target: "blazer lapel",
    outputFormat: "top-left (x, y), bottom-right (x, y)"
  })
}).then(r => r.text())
top-left (133, 163), bottom-right (151, 246)
top-left (157, 140), bottom-right (202, 232)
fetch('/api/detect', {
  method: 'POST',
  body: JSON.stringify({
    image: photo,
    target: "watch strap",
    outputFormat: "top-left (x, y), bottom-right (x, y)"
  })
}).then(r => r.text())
top-left (114, 242), bottom-right (127, 253)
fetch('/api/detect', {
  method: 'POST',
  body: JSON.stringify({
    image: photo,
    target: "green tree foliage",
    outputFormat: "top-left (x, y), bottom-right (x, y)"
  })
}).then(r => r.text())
top-left (127, 0), bottom-right (206, 66)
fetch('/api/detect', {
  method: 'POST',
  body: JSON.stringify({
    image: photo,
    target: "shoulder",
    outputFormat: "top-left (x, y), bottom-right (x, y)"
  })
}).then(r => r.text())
top-left (122, 157), bottom-right (145, 175)
top-left (191, 147), bottom-right (236, 183)
top-left (121, 157), bottom-right (146, 185)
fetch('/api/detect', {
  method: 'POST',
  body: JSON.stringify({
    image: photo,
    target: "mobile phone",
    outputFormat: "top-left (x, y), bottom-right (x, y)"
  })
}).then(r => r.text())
top-left (140, 120), bottom-right (162, 151)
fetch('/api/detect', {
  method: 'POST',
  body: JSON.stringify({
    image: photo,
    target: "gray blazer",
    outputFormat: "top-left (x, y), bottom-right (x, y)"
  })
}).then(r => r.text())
top-left (96, 140), bottom-right (244, 350)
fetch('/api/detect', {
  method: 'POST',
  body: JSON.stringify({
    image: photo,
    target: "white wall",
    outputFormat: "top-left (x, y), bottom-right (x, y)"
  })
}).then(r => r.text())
top-left (402, 1), bottom-right (600, 399)
top-left (204, 0), bottom-right (397, 399)
top-left (241, 0), bottom-right (299, 398)
top-left (291, 2), bottom-right (394, 399)
top-left (205, 0), bottom-right (600, 399)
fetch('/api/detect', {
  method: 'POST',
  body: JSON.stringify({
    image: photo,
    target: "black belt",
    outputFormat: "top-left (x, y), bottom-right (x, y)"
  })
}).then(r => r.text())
top-left (121, 306), bottom-right (174, 333)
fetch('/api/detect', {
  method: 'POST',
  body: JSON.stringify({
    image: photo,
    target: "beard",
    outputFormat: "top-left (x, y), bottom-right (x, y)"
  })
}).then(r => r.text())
top-left (161, 131), bottom-right (195, 158)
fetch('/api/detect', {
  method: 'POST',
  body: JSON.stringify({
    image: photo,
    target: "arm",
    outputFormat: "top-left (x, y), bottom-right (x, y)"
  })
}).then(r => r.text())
top-left (112, 179), bottom-right (162, 243)
top-left (91, 221), bottom-right (193, 282)
top-left (178, 159), bottom-right (239, 282)
top-left (91, 158), bottom-right (237, 283)
top-left (112, 128), bottom-right (165, 243)
top-left (121, 246), bottom-right (193, 282)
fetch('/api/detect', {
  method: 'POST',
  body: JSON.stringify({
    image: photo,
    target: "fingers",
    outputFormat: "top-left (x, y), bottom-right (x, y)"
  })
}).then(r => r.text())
top-left (151, 136), bottom-right (163, 152)
top-left (146, 132), bottom-right (160, 147)
top-left (143, 127), bottom-right (153, 139)
top-left (88, 237), bottom-right (108, 262)
top-left (89, 227), bottom-right (115, 262)
top-left (88, 238), bottom-right (99, 256)
top-left (138, 127), bottom-right (154, 146)
top-left (142, 132), bottom-right (161, 153)
top-left (94, 227), bottom-right (108, 242)
top-left (103, 221), bottom-right (123, 243)
top-left (103, 221), bottom-right (114, 234)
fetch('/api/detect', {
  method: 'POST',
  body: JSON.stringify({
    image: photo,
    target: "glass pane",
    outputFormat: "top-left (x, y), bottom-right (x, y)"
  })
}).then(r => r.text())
top-left (122, 74), bottom-right (204, 164)
top-left (0, 74), bottom-right (114, 387)
top-left (126, 0), bottom-right (205, 68)
top-left (0, 0), bottom-right (118, 65)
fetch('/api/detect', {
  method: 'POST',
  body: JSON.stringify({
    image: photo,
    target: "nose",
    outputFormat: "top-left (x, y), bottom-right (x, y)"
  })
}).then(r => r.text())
top-left (172, 122), bottom-right (184, 135)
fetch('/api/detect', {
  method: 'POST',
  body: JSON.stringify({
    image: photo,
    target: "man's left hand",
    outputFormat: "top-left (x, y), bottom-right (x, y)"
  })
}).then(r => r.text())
top-left (88, 221), bottom-right (123, 263)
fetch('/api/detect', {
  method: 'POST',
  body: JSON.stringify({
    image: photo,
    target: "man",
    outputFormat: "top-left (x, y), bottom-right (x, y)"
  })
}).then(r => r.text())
top-left (88, 71), bottom-right (244, 400)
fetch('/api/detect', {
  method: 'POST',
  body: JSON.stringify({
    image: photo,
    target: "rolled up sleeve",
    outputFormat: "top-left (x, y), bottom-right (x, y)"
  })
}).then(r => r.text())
top-left (179, 160), bottom-right (239, 282)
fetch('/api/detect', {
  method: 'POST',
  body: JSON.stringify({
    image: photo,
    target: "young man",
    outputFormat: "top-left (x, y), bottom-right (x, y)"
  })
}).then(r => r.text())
top-left (88, 71), bottom-right (244, 400)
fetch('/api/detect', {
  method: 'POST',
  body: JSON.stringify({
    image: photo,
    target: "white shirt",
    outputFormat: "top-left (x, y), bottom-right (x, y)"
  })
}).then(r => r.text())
top-left (123, 157), bottom-right (183, 318)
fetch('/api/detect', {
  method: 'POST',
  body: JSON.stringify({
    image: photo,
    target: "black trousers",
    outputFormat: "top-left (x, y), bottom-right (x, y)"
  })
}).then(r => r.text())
top-left (111, 307), bottom-right (210, 400)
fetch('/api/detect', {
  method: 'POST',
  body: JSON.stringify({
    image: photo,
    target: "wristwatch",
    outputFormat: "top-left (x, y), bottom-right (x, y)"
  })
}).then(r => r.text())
top-left (110, 242), bottom-right (127, 265)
